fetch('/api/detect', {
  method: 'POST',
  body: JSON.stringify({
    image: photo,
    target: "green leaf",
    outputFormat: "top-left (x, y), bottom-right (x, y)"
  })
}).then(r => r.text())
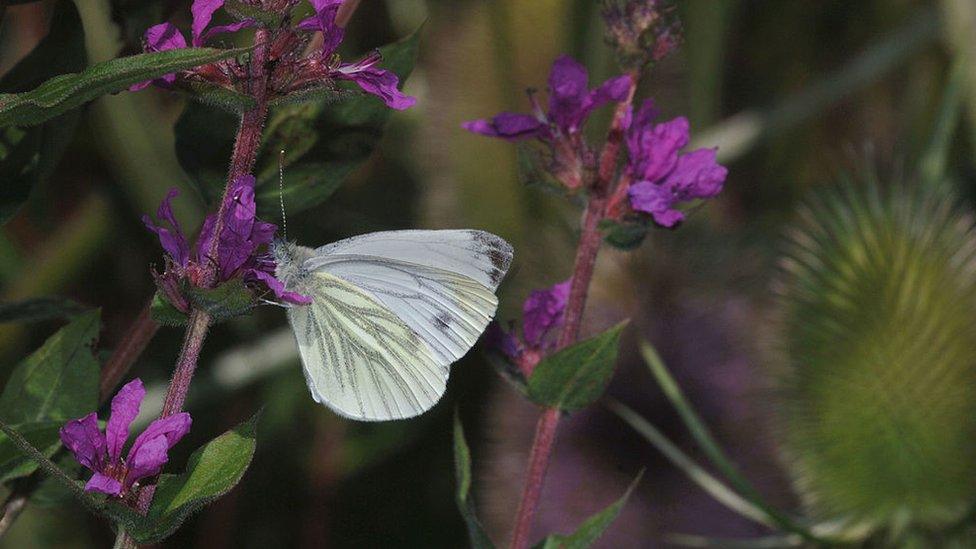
top-left (453, 411), bottom-right (495, 549)
top-left (150, 292), bottom-right (189, 327)
top-left (0, 297), bottom-right (86, 324)
top-left (175, 28), bottom-right (422, 215)
top-left (125, 413), bottom-right (260, 543)
top-left (186, 278), bottom-right (255, 323)
top-left (0, 46), bottom-right (248, 127)
top-left (527, 321), bottom-right (628, 411)
top-left (599, 218), bottom-right (650, 251)
top-left (0, 421), bottom-right (63, 484)
top-left (638, 341), bottom-right (823, 543)
top-left (533, 471), bottom-right (643, 549)
top-left (0, 310), bottom-right (100, 423)
top-left (0, 1), bottom-right (86, 224)
top-left (516, 143), bottom-right (573, 199)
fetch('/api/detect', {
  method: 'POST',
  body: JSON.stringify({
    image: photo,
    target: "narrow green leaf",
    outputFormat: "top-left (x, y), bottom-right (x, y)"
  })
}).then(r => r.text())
top-left (0, 297), bottom-right (86, 324)
top-left (0, 46), bottom-right (248, 127)
top-left (638, 341), bottom-right (824, 543)
top-left (665, 533), bottom-right (801, 548)
top-left (150, 293), bottom-right (189, 327)
top-left (527, 321), bottom-right (628, 411)
top-left (0, 1), bottom-right (86, 224)
top-left (533, 471), bottom-right (643, 549)
top-left (599, 218), bottom-right (650, 251)
top-left (605, 398), bottom-right (771, 527)
top-left (126, 413), bottom-right (260, 543)
top-left (453, 411), bottom-right (495, 549)
top-left (0, 421), bottom-right (63, 483)
top-left (0, 309), bottom-right (100, 423)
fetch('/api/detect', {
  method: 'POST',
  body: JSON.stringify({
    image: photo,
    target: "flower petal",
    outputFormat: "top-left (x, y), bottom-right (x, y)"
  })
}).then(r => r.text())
top-left (483, 322), bottom-right (521, 360)
top-left (335, 59), bottom-right (416, 110)
top-left (190, 0), bottom-right (225, 46)
top-left (129, 23), bottom-right (187, 91)
top-left (85, 472), bottom-right (123, 496)
top-left (579, 74), bottom-right (632, 124)
top-left (125, 413), bottom-right (191, 485)
top-left (248, 269), bottom-right (313, 305)
top-left (297, 0), bottom-right (345, 57)
top-left (664, 148), bottom-right (727, 200)
top-left (522, 280), bottom-right (571, 348)
top-left (547, 55), bottom-right (589, 131)
top-left (628, 180), bottom-right (683, 227)
top-left (144, 189), bottom-right (191, 267)
top-left (104, 379), bottom-right (145, 463)
top-left (462, 113), bottom-right (546, 141)
top-left (59, 412), bottom-right (107, 473)
top-left (628, 113), bottom-right (689, 183)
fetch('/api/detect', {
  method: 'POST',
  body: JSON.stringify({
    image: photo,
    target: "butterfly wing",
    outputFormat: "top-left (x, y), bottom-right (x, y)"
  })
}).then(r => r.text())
top-left (305, 230), bottom-right (514, 365)
top-left (287, 269), bottom-right (446, 421)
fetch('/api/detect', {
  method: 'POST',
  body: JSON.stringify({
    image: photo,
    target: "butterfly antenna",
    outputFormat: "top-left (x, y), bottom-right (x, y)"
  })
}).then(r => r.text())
top-left (278, 149), bottom-right (288, 240)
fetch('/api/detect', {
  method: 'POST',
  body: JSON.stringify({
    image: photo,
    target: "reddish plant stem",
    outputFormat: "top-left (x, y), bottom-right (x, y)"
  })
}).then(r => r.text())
top-left (509, 76), bottom-right (638, 549)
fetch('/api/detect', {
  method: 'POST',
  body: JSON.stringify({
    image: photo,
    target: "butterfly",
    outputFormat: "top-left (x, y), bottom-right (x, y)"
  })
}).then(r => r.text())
top-left (272, 230), bottom-right (513, 421)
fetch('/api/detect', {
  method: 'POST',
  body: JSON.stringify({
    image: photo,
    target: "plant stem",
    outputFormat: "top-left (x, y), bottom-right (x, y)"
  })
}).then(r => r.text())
top-left (509, 78), bottom-right (637, 549)
top-left (100, 304), bottom-right (160, 401)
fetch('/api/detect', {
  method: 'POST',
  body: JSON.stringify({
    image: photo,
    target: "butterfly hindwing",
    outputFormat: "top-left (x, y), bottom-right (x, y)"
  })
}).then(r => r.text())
top-left (287, 270), bottom-right (446, 421)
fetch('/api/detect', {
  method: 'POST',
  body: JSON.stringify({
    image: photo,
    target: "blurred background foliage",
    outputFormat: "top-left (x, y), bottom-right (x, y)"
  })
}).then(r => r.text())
top-left (1, 0), bottom-right (975, 547)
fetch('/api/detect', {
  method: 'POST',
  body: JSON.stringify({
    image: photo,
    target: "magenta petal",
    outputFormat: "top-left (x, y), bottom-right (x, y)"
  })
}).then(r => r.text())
top-left (522, 280), bottom-right (571, 348)
top-left (462, 113), bottom-right (546, 141)
top-left (145, 22), bottom-right (188, 52)
top-left (125, 413), bottom-right (191, 484)
top-left (60, 413), bottom-right (107, 473)
top-left (297, 0), bottom-right (345, 56)
top-left (335, 63), bottom-right (416, 110)
top-left (198, 19), bottom-right (259, 45)
top-left (630, 115), bottom-right (689, 183)
top-left (628, 180), bottom-right (684, 228)
top-left (190, 0), bottom-right (225, 45)
top-left (664, 148), bottom-right (728, 200)
top-left (104, 379), bottom-right (145, 463)
top-left (547, 55), bottom-right (589, 131)
top-left (249, 269), bottom-right (312, 305)
top-left (85, 472), bottom-right (123, 496)
top-left (483, 322), bottom-right (521, 360)
top-left (579, 74), bottom-right (632, 123)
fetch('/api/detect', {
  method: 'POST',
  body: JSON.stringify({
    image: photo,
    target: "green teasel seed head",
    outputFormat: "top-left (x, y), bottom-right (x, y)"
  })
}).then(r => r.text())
top-left (773, 178), bottom-right (976, 534)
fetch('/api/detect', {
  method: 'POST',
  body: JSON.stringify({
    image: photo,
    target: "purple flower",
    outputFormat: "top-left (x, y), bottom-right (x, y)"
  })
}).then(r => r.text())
top-left (297, 1), bottom-right (415, 110)
top-left (143, 176), bottom-right (311, 306)
top-left (59, 379), bottom-right (191, 497)
top-left (624, 99), bottom-right (727, 227)
top-left (463, 55), bottom-right (632, 141)
top-left (522, 280), bottom-right (571, 348)
top-left (130, 0), bottom-right (256, 91)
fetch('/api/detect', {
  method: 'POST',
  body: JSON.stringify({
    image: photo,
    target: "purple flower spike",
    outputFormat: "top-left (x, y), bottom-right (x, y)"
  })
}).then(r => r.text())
top-left (143, 189), bottom-right (190, 268)
top-left (522, 280), bottom-right (571, 348)
top-left (624, 99), bottom-right (727, 227)
top-left (60, 379), bottom-right (191, 497)
top-left (464, 55), bottom-right (632, 141)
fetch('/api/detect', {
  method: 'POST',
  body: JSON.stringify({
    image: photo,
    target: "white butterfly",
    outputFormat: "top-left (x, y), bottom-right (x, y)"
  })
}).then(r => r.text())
top-left (272, 229), bottom-right (513, 421)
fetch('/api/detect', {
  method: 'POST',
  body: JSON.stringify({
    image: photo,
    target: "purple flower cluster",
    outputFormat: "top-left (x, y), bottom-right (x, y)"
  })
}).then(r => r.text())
top-left (486, 280), bottom-right (571, 375)
top-left (60, 379), bottom-right (190, 497)
top-left (623, 100), bottom-right (727, 227)
top-left (143, 175), bottom-right (310, 306)
top-left (132, 0), bottom-right (415, 110)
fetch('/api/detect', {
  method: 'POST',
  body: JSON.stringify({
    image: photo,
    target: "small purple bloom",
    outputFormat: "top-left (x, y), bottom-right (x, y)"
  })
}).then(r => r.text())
top-left (522, 279), bottom-right (571, 348)
top-left (464, 55), bottom-right (632, 141)
top-left (299, 1), bottom-right (416, 110)
top-left (624, 99), bottom-right (727, 227)
top-left (130, 0), bottom-right (256, 91)
top-left (60, 379), bottom-right (191, 497)
top-left (144, 178), bottom-right (311, 306)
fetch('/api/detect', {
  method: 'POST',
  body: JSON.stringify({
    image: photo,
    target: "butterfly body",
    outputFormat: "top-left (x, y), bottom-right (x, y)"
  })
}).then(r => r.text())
top-left (273, 230), bottom-right (513, 421)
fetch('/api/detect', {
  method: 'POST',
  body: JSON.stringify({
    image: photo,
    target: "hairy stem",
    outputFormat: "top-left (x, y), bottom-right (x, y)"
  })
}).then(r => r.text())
top-left (509, 77), bottom-right (638, 549)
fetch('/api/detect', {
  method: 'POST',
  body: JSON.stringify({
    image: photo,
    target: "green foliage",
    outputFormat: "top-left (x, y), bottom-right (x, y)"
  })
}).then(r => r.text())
top-left (186, 279), bottom-right (256, 323)
top-left (527, 322), bottom-right (627, 411)
top-left (150, 292), bottom-right (189, 327)
top-left (0, 2), bottom-right (85, 225)
top-left (532, 471), bottom-right (643, 549)
top-left (125, 413), bottom-right (261, 543)
top-left (599, 218), bottom-right (650, 250)
top-left (0, 46), bottom-right (247, 128)
top-left (452, 412), bottom-right (495, 549)
top-left (0, 309), bottom-right (100, 424)
top-left (0, 421), bottom-right (63, 483)
top-left (174, 29), bottom-right (421, 216)
top-left (0, 297), bottom-right (86, 323)
top-left (775, 181), bottom-right (976, 531)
